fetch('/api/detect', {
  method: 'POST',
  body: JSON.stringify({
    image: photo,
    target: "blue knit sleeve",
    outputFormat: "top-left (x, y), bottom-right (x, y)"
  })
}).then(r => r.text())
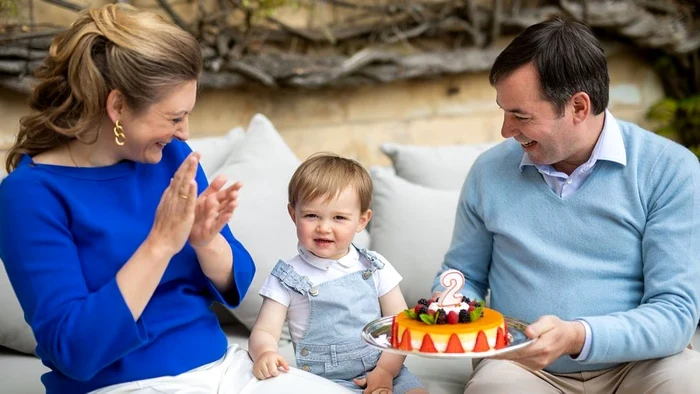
top-left (431, 157), bottom-right (492, 301)
top-left (180, 141), bottom-right (256, 308)
top-left (0, 175), bottom-right (148, 381)
top-left (580, 143), bottom-right (700, 364)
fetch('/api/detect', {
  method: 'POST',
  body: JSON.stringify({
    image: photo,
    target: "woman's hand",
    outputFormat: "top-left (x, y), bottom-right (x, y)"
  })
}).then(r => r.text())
top-left (253, 351), bottom-right (290, 380)
top-left (188, 174), bottom-right (242, 249)
top-left (147, 152), bottom-right (199, 257)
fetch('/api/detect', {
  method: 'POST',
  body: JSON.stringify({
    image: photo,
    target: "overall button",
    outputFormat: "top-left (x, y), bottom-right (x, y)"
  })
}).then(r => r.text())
top-left (300, 348), bottom-right (309, 356)
top-left (362, 271), bottom-right (372, 280)
top-left (309, 287), bottom-right (319, 296)
top-left (302, 365), bottom-right (311, 372)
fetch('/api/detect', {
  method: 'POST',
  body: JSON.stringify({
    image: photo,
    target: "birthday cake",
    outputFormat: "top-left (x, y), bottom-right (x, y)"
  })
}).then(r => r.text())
top-left (391, 270), bottom-right (509, 353)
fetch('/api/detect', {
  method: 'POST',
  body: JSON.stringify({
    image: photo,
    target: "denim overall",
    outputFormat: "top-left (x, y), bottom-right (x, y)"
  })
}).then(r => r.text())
top-left (270, 247), bottom-right (423, 393)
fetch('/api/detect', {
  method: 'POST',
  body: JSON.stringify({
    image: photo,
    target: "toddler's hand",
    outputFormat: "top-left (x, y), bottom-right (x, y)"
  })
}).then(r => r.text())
top-left (354, 366), bottom-right (394, 394)
top-left (253, 351), bottom-right (290, 380)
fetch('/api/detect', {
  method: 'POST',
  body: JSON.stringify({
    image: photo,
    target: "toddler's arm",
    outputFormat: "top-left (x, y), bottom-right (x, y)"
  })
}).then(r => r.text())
top-left (355, 286), bottom-right (409, 391)
top-left (249, 298), bottom-right (290, 379)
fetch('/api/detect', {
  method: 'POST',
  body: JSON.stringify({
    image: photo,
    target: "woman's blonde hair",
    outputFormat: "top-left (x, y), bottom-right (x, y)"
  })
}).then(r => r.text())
top-left (5, 3), bottom-right (202, 173)
top-left (288, 153), bottom-right (373, 213)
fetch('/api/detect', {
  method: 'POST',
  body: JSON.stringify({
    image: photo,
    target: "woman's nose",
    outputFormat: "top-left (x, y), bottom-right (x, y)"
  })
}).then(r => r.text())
top-left (174, 120), bottom-right (190, 141)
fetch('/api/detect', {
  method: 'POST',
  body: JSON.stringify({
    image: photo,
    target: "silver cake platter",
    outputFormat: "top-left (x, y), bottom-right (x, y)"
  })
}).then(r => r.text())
top-left (361, 316), bottom-right (535, 359)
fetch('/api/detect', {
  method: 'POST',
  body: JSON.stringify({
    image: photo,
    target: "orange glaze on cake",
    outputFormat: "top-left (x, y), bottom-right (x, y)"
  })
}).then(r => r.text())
top-left (391, 308), bottom-right (508, 353)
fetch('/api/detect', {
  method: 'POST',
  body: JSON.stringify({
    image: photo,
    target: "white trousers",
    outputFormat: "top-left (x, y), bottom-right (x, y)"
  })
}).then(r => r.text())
top-left (90, 345), bottom-right (353, 394)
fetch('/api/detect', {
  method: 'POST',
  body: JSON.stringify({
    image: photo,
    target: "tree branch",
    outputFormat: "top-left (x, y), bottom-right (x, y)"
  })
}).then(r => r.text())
top-left (156, 0), bottom-right (191, 32)
top-left (40, 0), bottom-right (83, 12)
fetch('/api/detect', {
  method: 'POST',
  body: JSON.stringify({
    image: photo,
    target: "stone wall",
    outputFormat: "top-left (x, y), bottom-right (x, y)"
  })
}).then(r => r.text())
top-left (0, 47), bottom-right (662, 168)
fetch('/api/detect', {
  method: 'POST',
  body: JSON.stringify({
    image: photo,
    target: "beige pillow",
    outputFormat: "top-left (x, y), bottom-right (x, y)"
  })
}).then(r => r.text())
top-left (380, 142), bottom-right (498, 190)
top-left (187, 127), bottom-right (245, 175)
top-left (212, 114), bottom-right (370, 336)
top-left (368, 166), bottom-right (459, 307)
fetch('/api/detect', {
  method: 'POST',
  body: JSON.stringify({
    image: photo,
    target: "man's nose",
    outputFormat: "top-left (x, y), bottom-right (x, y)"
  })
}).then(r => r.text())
top-left (500, 115), bottom-right (518, 139)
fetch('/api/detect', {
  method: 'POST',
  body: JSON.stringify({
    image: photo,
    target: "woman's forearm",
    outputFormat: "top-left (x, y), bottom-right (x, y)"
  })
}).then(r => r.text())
top-left (116, 237), bottom-right (174, 321)
top-left (193, 233), bottom-right (234, 292)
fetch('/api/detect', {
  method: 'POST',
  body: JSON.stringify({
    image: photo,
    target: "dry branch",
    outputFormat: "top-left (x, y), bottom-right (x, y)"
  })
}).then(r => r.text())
top-left (1, 0), bottom-right (698, 92)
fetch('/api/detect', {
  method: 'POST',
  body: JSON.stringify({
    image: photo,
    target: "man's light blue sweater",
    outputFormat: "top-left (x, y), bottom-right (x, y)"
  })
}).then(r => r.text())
top-left (433, 119), bottom-right (700, 373)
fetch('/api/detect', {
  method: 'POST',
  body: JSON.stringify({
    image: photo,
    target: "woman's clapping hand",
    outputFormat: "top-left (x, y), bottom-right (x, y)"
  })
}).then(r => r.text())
top-left (188, 174), bottom-right (242, 249)
top-left (148, 152), bottom-right (199, 257)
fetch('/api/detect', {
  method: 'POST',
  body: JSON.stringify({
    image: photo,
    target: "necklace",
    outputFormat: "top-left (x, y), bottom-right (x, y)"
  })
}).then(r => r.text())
top-left (67, 143), bottom-right (79, 168)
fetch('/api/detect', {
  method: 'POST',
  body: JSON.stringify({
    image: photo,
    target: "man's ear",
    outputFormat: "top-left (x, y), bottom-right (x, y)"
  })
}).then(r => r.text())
top-left (287, 203), bottom-right (296, 224)
top-left (356, 209), bottom-right (372, 233)
top-left (570, 92), bottom-right (590, 125)
top-left (106, 90), bottom-right (127, 123)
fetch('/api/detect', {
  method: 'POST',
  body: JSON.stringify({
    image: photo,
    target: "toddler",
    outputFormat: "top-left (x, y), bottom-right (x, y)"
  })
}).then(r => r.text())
top-left (249, 153), bottom-right (427, 394)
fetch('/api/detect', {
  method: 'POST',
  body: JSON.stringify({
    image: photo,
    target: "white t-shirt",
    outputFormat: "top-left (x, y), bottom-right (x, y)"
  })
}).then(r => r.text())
top-left (259, 244), bottom-right (403, 342)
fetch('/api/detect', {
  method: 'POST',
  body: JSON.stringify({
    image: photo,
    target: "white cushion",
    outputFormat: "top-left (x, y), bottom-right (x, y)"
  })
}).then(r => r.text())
top-left (187, 127), bottom-right (245, 175)
top-left (211, 114), bottom-right (369, 336)
top-left (380, 142), bottom-right (498, 190)
top-left (368, 166), bottom-right (459, 308)
top-left (0, 260), bottom-right (36, 354)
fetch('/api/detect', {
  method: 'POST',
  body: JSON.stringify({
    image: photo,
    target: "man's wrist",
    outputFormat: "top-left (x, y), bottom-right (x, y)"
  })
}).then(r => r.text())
top-left (568, 320), bottom-right (586, 356)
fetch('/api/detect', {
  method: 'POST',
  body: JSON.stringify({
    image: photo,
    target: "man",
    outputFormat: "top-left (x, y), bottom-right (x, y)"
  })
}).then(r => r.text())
top-left (432, 17), bottom-right (700, 393)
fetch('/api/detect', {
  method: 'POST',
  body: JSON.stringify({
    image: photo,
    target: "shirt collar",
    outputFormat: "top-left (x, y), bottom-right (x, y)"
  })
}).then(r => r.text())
top-left (297, 243), bottom-right (359, 270)
top-left (519, 109), bottom-right (627, 171)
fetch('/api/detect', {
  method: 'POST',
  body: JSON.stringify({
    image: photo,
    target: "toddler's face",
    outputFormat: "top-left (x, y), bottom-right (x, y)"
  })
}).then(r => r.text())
top-left (289, 187), bottom-right (371, 261)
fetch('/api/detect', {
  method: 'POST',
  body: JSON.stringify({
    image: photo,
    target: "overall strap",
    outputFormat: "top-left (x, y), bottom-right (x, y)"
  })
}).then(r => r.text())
top-left (270, 260), bottom-right (314, 296)
top-left (354, 245), bottom-right (385, 270)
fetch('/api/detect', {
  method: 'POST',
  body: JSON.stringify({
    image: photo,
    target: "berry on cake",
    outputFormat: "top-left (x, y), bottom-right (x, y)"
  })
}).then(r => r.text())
top-left (391, 270), bottom-right (509, 353)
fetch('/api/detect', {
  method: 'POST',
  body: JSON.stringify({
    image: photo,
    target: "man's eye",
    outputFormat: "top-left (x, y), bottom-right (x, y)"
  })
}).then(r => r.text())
top-left (172, 118), bottom-right (183, 124)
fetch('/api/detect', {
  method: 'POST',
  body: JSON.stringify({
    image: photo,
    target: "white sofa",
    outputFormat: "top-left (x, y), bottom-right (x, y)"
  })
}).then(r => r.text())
top-left (1, 114), bottom-right (698, 394)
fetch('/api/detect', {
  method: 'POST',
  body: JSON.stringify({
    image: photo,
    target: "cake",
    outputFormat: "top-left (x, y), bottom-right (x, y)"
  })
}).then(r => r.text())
top-left (390, 297), bottom-right (509, 353)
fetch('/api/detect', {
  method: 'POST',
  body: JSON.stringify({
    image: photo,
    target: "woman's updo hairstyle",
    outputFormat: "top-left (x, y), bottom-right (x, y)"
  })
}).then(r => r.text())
top-left (5, 3), bottom-right (202, 172)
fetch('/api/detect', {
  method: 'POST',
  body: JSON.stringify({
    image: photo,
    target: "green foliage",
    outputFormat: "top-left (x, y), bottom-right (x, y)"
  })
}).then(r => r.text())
top-left (0, 0), bottom-right (20, 18)
top-left (647, 95), bottom-right (700, 159)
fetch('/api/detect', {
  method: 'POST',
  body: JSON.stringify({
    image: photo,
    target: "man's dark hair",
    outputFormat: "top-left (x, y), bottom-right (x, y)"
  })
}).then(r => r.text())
top-left (489, 17), bottom-right (609, 116)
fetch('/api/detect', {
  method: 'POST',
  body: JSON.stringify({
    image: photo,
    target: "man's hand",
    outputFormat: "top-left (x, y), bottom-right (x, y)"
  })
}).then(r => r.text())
top-left (354, 365), bottom-right (394, 394)
top-left (492, 315), bottom-right (585, 370)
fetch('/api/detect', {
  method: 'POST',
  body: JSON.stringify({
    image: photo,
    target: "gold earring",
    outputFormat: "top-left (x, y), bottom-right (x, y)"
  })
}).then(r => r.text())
top-left (113, 120), bottom-right (126, 146)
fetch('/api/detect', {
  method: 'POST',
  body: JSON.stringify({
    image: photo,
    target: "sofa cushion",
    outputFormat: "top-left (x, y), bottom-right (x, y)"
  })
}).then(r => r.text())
top-left (187, 127), bottom-right (245, 175)
top-left (0, 262), bottom-right (35, 354)
top-left (212, 114), bottom-right (369, 337)
top-left (368, 166), bottom-right (459, 307)
top-left (380, 142), bottom-right (497, 190)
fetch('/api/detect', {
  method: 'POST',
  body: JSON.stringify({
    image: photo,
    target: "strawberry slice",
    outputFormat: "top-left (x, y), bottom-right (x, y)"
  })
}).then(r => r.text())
top-left (419, 334), bottom-right (438, 353)
top-left (473, 330), bottom-right (490, 352)
top-left (445, 334), bottom-right (465, 353)
top-left (398, 328), bottom-right (413, 351)
top-left (391, 316), bottom-right (399, 348)
top-left (495, 327), bottom-right (506, 349)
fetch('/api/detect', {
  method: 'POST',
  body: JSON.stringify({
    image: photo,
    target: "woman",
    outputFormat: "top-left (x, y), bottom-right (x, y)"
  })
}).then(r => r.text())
top-left (0, 4), bottom-right (352, 393)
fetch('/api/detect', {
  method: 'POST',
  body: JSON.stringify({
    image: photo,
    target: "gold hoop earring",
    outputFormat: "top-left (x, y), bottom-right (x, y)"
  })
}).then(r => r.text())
top-left (113, 120), bottom-right (126, 146)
